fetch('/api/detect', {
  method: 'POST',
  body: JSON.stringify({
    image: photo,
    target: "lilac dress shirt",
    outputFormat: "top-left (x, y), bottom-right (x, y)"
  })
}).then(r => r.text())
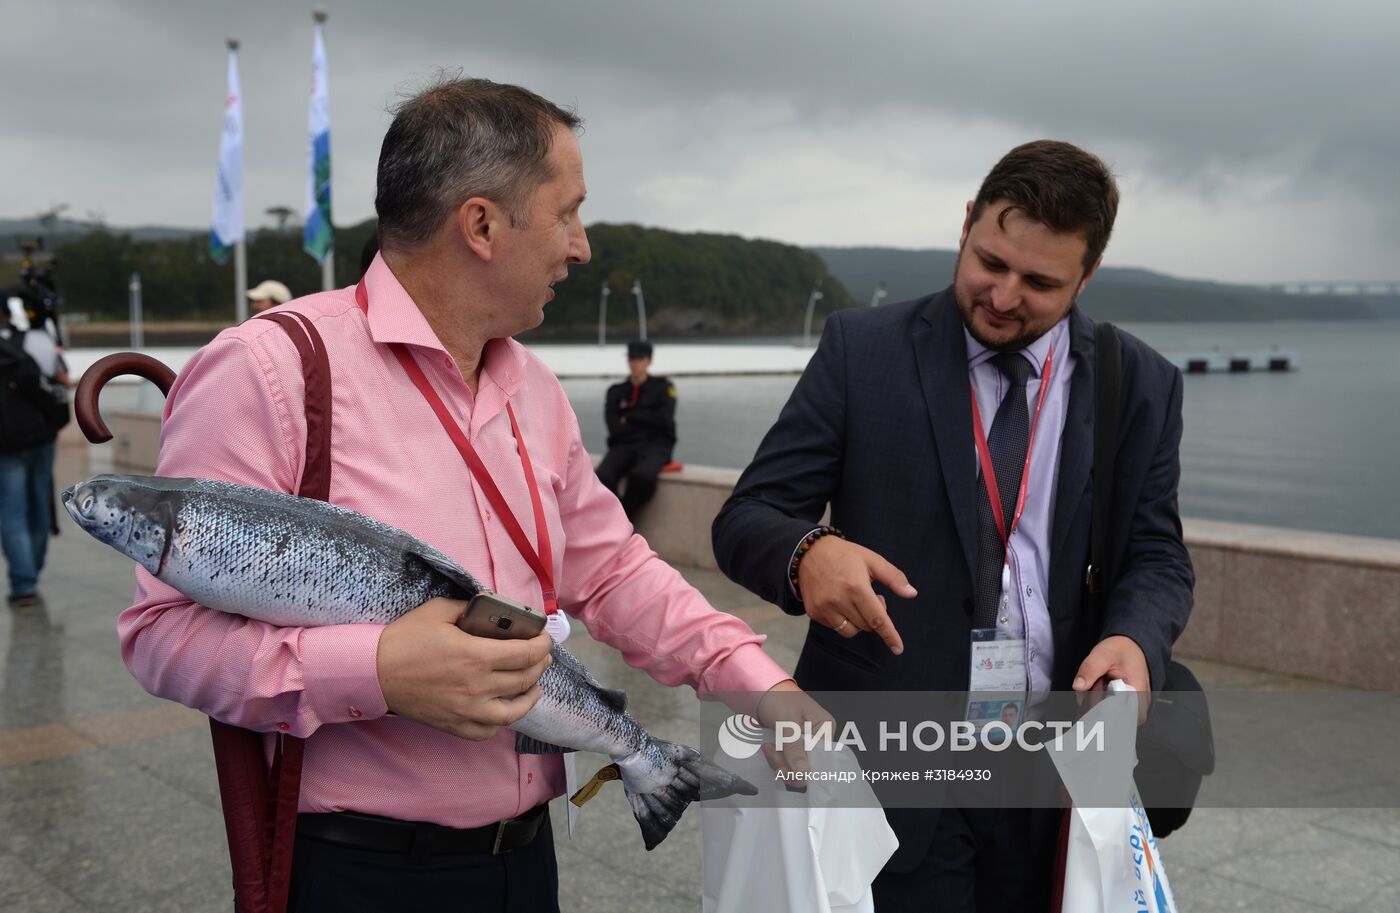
top-left (965, 316), bottom-right (1075, 694)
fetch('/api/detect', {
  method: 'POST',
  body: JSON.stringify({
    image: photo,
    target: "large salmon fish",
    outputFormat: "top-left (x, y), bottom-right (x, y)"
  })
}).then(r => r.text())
top-left (64, 474), bottom-right (756, 849)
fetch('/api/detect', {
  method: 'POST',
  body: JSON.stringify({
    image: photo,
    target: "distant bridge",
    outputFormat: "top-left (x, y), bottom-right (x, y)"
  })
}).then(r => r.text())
top-left (1260, 281), bottom-right (1400, 295)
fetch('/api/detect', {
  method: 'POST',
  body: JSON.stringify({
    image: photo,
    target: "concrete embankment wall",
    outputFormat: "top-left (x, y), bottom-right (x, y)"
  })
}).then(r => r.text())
top-left (87, 413), bottom-right (1400, 690)
top-left (631, 463), bottom-right (1399, 690)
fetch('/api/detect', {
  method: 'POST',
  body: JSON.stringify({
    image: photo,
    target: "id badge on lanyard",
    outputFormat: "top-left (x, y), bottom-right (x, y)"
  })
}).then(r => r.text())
top-left (964, 346), bottom-right (1056, 738)
top-left (967, 565), bottom-right (1027, 742)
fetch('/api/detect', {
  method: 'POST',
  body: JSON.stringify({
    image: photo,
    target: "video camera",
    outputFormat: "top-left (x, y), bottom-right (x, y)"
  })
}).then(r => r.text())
top-left (15, 239), bottom-right (64, 346)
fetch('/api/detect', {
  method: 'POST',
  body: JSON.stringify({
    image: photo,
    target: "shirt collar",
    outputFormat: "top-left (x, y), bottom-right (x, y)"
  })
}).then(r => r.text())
top-left (964, 314), bottom-right (1069, 377)
top-left (360, 253), bottom-right (526, 396)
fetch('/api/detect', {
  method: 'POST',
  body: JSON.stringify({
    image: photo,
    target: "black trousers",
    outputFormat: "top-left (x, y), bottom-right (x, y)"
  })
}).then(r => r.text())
top-left (286, 810), bottom-right (560, 913)
top-left (872, 806), bottom-right (1060, 912)
top-left (595, 443), bottom-right (671, 520)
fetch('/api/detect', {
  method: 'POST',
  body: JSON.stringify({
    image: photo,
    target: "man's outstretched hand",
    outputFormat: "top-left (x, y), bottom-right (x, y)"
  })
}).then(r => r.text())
top-left (796, 536), bottom-right (916, 655)
top-left (1073, 635), bottom-right (1151, 724)
top-left (756, 679), bottom-right (834, 790)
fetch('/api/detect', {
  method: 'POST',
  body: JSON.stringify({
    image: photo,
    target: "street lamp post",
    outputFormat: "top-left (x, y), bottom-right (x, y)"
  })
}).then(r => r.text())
top-left (803, 286), bottom-right (824, 347)
top-left (632, 279), bottom-right (648, 342)
top-left (598, 284), bottom-right (611, 346)
top-left (128, 272), bottom-right (144, 350)
top-left (129, 272), bottom-right (152, 410)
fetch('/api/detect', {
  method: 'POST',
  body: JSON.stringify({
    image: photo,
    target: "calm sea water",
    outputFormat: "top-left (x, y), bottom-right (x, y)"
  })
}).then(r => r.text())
top-left (562, 320), bottom-right (1400, 541)
top-left (92, 320), bottom-right (1399, 541)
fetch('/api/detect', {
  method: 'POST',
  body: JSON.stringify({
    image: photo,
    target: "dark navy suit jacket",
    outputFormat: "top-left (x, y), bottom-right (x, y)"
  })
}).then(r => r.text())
top-left (712, 289), bottom-right (1194, 870)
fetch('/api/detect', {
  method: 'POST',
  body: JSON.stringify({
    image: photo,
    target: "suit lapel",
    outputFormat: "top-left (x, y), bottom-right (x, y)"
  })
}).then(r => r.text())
top-left (1050, 308), bottom-right (1096, 597)
top-left (912, 291), bottom-right (979, 584)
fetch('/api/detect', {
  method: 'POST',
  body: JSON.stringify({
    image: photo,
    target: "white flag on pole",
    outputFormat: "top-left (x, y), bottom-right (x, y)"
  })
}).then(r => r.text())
top-left (210, 47), bottom-right (244, 264)
top-left (304, 24), bottom-right (333, 263)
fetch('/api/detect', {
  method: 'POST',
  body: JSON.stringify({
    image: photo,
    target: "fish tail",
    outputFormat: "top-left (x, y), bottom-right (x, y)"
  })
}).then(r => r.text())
top-left (622, 740), bottom-right (757, 851)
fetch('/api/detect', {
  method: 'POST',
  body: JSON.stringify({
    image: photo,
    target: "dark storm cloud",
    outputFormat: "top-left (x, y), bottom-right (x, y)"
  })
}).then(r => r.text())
top-left (3, 0), bottom-right (1397, 281)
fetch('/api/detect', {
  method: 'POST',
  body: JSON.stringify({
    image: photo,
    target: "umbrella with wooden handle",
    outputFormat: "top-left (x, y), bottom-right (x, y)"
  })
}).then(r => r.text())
top-left (73, 352), bottom-right (176, 443)
top-left (72, 349), bottom-right (291, 913)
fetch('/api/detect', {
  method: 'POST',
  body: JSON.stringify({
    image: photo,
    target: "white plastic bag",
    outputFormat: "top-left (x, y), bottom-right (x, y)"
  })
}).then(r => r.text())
top-left (701, 744), bottom-right (898, 913)
top-left (1051, 682), bottom-right (1180, 913)
top-left (1061, 791), bottom-right (1179, 913)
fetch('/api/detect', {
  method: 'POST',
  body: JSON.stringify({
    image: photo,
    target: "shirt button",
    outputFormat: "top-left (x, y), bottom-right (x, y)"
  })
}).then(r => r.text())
top-left (276, 722), bottom-right (290, 732)
top-left (484, 511), bottom-right (492, 523)
top-left (1026, 585), bottom-right (1033, 597)
top-left (349, 707), bottom-right (362, 719)
top-left (527, 772), bottom-right (534, 784)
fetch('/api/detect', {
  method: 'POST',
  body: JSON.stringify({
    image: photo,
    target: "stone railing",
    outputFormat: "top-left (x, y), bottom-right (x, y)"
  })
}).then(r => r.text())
top-left (635, 468), bottom-right (1400, 690)
top-left (93, 417), bottom-right (1398, 690)
top-left (1176, 518), bottom-right (1399, 690)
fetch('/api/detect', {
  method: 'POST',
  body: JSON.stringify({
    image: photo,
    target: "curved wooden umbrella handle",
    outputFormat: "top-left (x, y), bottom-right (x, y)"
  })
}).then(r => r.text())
top-left (74, 352), bottom-right (178, 444)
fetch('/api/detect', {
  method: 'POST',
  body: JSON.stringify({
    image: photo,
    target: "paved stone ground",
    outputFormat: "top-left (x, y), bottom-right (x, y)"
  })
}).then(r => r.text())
top-left (0, 443), bottom-right (1395, 911)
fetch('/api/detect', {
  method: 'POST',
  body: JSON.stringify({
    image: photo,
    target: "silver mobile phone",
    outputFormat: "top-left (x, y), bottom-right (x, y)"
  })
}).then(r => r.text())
top-left (458, 591), bottom-right (547, 640)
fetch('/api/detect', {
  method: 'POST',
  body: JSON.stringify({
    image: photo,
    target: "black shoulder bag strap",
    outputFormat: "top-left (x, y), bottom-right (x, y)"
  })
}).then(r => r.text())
top-left (1086, 321), bottom-right (1213, 839)
top-left (1088, 320), bottom-right (1121, 621)
top-left (1056, 320), bottom-right (1125, 903)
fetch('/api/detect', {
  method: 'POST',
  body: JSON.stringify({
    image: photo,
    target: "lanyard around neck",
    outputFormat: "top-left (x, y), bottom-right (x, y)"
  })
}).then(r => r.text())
top-left (969, 344), bottom-right (1056, 549)
top-left (356, 280), bottom-right (557, 614)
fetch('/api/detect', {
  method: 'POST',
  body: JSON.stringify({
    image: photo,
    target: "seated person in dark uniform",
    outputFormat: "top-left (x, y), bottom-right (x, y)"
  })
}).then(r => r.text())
top-left (596, 340), bottom-right (676, 520)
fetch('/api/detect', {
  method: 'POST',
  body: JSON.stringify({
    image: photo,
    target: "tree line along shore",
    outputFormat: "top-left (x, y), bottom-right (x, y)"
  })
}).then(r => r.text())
top-left (5, 219), bottom-right (1396, 343)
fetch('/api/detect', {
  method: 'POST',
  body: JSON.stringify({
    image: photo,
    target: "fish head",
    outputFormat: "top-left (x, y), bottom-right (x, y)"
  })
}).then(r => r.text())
top-left (63, 475), bottom-right (177, 575)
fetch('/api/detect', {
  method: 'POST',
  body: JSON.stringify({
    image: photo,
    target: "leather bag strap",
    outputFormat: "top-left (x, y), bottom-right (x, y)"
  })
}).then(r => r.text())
top-left (209, 311), bottom-right (333, 913)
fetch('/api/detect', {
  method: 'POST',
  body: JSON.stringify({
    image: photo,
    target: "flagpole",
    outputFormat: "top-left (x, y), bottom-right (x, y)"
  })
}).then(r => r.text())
top-left (307, 8), bottom-right (335, 290)
top-left (235, 233), bottom-right (247, 323)
top-left (228, 38), bottom-right (248, 322)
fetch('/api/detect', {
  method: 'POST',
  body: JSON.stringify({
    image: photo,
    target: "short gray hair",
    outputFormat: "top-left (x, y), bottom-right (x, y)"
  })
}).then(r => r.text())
top-left (374, 75), bottom-right (582, 251)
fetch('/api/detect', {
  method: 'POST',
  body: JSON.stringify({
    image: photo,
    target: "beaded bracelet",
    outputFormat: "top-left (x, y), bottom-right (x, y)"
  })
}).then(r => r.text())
top-left (788, 525), bottom-right (845, 598)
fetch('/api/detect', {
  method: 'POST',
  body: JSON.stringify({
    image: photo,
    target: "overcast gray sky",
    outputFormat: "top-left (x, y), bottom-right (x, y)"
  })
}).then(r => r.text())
top-left (3, 0), bottom-right (1397, 284)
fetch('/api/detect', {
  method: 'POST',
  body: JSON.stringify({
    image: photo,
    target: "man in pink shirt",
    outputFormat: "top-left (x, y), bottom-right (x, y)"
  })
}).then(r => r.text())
top-left (119, 78), bottom-right (806, 912)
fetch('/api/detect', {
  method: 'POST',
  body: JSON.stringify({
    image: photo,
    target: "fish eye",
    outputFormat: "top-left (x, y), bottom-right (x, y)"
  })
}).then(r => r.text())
top-left (80, 494), bottom-right (95, 515)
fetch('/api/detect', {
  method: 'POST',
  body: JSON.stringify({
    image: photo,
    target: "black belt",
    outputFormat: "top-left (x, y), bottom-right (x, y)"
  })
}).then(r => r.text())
top-left (296, 803), bottom-right (549, 856)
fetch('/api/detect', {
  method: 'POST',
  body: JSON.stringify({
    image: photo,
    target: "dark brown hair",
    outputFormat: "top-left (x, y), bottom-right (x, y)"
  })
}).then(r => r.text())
top-left (375, 75), bottom-right (582, 251)
top-left (970, 140), bottom-right (1119, 271)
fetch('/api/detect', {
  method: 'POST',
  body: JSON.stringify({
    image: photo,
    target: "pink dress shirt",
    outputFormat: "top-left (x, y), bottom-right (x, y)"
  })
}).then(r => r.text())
top-left (118, 256), bottom-right (789, 827)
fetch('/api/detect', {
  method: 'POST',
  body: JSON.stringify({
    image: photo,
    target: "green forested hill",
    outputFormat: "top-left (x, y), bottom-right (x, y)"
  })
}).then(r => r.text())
top-left (808, 245), bottom-right (1392, 322)
top-left (1, 221), bottom-right (379, 321)
top-left (2, 220), bottom-right (850, 335)
top-left (6, 219), bottom-right (1392, 329)
top-left (536, 223), bottom-right (852, 337)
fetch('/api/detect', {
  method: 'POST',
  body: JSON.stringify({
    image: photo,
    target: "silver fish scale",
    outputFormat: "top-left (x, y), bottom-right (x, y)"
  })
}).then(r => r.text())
top-left (529, 657), bottom-right (651, 759)
top-left (157, 478), bottom-right (471, 626)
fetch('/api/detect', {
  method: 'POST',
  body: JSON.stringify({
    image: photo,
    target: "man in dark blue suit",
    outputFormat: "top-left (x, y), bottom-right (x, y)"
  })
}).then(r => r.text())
top-left (712, 140), bottom-right (1193, 911)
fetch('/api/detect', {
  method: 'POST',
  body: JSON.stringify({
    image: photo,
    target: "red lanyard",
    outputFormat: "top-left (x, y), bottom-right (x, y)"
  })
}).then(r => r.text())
top-left (969, 345), bottom-right (1056, 549)
top-left (356, 281), bottom-right (558, 614)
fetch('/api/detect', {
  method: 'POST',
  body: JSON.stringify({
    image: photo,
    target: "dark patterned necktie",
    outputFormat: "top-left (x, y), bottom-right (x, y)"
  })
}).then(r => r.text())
top-left (973, 352), bottom-right (1034, 629)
